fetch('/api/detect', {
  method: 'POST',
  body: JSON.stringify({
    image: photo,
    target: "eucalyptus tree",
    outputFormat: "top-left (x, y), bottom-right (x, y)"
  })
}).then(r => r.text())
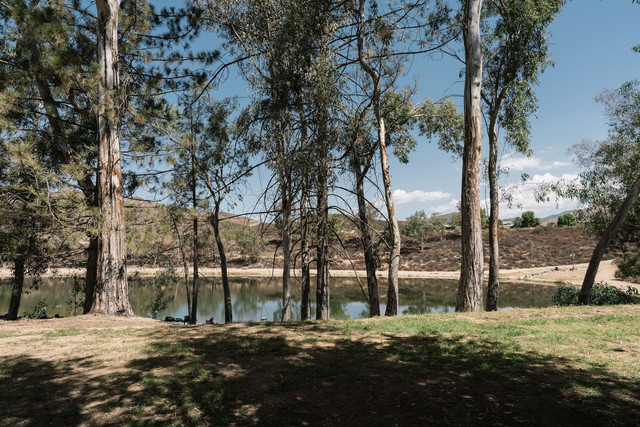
top-left (356, 0), bottom-right (404, 316)
top-left (571, 81), bottom-right (640, 304)
top-left (456, 0), bottom-right (484, 312)
top-left (198, 98), bottom-right (252, 323)
top-left (481, 0), bottom-right (564, 311)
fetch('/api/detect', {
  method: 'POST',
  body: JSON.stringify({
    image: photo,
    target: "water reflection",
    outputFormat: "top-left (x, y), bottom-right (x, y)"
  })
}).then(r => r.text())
top-left (0, 276), bottom-right (557, 322)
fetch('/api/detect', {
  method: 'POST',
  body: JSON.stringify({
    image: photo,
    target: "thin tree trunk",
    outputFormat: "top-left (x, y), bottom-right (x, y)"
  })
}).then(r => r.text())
top-left (298, 103), bottom-right (311, 321)
top-left (486, 116), bottom-right (499, 311)
top-left (7, 256), bottom-right (25, 320)
top-left (316, 165), bottom-right (330, 320)
top-left (456, 0), bottom-right (484, 313)
top-left (210, 206), bottom-right (232, 323)
top-left (190, 154), bottom-right (199, 324)
top-left (281, 180), bottom-right (292, 322)
top-left (83, 234), bottom-right (99, 313)
top-left (357, 0), bottom-right (399, 316)
top-left (91, 0), bottom-right (133, 315)
top-left (356, 167), bottom-right (380, 316)
top-left (170, 213), bottom-right (192, 320)
top-left (579, 174), bottom-right (640, 304)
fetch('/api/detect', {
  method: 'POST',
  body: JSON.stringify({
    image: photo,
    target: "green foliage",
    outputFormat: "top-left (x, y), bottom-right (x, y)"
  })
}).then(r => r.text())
top-left (615, 254), bottom-right (640, 279)
top-left (225, 226), bottom-right (263, 263)
top-left (402, 211), bottom-right (446, 250)
top-left (417, 97), bottom-right (464, 158)
top-left (557, 213), bottom-right (577, 227)
top-left (65, 275), bottom-right (85, 316)
top-left (553, 283), bottom-right (635, 306)
top-left (144, 265), bottom-right (177, 319)
top-left (569, 81), bottom-right (640, 259)
top-left (513, 211), bottom-right (541, 228)
top-left (552, 284), bottom-right (579, 306)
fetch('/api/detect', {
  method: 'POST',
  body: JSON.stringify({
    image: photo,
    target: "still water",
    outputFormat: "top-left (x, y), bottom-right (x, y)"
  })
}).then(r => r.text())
top-left (0, 276), bottom-right (556, 322)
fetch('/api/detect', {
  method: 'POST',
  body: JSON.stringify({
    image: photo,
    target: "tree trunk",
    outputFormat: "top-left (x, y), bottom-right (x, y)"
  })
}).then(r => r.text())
top-left (190, 215), bottom-right (199, 324)
top-left (7, 256), bottom-right (25, 320)
top-left (190, 155), bottom-right (199, 324)
top-left (281, 180), bottom-right (292, 322)
top-left (316, 165), bottom-right (331, 320)
top-left (298, 103), bottom-right (311, 321)
top-left (579, 174), bottom-right (640, 304)
top-left (210, 207), bottom-right (232, 323)
top-left (356, 166), bottom-right (380, 316)
top-left (486, 115), bottom-right (499, 311)
top-left (456, 0), bottom-right (484, 313)
top-left (91, 0), bottom-right (133, 315)
top-left (170, 212), bottom-right (192, 320)
top-left (83, 234), bottom-right (99, 314)
top-left (357, 0), bottom-right (399, 316)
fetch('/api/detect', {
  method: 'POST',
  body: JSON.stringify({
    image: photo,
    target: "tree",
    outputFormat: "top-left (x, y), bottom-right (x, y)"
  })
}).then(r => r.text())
top-left (357, 0), bottom-right (404, 316)
top-left (569, 81), bottom-right (640, 304)
top-left (513, 210), bottom-right (541, 228)
top-left (481, 0), bottom-right (563, 311)
top-left (91, 0), bottom-right (133, 315)
top-left (456, 0), bottom-right (484, 313)
top-left (403, 211), bottom-right (446, 250)
top-left (557, 212), bottom-right (576, 227)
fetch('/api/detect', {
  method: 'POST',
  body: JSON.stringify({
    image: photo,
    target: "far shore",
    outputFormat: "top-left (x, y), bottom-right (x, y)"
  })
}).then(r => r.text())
top-left (1, 259), bottom-right (638, 292)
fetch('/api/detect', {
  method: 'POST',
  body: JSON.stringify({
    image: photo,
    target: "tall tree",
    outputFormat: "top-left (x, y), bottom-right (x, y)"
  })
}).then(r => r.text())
top-left (356, 0), bottom-right (402, 316)
top-left (571, 81), bottom-right (640, 304)
top-left (481, 0), bottom-right (563, 311)
top-left (456, 0), bottom-right (484, 312)
top-left (91, 0), bottom-right (133, 315)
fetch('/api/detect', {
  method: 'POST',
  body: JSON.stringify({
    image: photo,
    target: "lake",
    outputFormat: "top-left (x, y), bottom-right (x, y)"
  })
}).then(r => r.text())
top-left (0, 275), bottom-right (557, 322)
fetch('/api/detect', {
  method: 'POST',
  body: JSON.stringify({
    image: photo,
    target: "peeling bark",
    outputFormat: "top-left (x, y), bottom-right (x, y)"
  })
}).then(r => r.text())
top-left (456, 0), bottom-right (484, 313)
top-left (91, 0), bottom-right (133, 316)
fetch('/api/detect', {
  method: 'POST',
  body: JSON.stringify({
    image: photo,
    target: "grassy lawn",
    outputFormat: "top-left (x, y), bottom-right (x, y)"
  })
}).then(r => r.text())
top-left (1, 305), bottom-right (639, 426)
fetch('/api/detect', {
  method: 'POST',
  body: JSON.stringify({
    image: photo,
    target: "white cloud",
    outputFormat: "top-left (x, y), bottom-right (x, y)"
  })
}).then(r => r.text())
top-left (392, 189), bottom-right (452, 204)
top-left (431, 198), bottom-right (459, 214)
top-left (500, 153), bottom-right (570, 171)
top-left (498, 173), bottom-right (579, 218)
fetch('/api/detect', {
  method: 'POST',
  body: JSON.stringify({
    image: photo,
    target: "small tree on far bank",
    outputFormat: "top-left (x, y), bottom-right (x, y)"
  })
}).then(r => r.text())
top-left (402, 211), bottom-right (446, 250)
top-left (513, 211), bottom-right (541, 228)
top-left (557, 212), bottom-right (577, 227)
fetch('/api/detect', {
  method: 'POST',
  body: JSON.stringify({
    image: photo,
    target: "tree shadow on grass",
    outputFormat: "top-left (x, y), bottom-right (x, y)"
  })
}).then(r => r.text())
top-left (2, 324), bottom-right (639, 426)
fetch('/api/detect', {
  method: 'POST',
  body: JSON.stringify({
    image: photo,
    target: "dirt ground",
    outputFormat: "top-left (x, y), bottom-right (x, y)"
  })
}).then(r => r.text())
top-left (1, 306), bottom-right (639, 426)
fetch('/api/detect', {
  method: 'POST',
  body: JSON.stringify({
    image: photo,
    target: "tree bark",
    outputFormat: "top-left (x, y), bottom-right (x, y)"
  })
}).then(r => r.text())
top-left (190, 154), bottom-right (199, 324)
top-left (281, 179), bottom-right (292, 322)
top-left (356, 170), bottom-right (380, 316)
top-left (316, 164), bottom-right (331, 320)
top-left (486, 115), bottom-right (499, 311)
top-left (7, 255), bottom-right (25, 320)
top-left (456, 0), bottom-right (484, 313)
top-left (357, 0), bottom-right (400, 316)
top-left (91, 0), bottom-right (133, 315)
top-left (579, 174), bottom-right (640, 304)
top-left (210, 207), bottom-right (232, 323)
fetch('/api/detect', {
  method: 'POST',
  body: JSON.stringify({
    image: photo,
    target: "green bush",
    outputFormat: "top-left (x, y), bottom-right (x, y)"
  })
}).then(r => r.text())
top-left (552, 284), bottom-right (579, 305)
top-left (553, 282), bottom-right (635, 306)
top-left (615, 254), bottom-right (640, 278)
top-left (557, 212), bottom-right (577, 227)
top-left (145, 265), bottom-right (176, 319)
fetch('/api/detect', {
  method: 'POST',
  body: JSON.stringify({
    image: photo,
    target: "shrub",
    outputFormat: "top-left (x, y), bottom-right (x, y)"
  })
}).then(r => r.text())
top-left (553, 282), bottom-right (635, 306)
top-left (144, 265), bottom-right (176, 319)
top-left (557, 212), bottom-right (577, 227)
top-left (615, 254), bottom-right (640, 278)
top-left (513, 211), bottom-right (541, 228)
top-left (552, 284), bottom-right (579, 305)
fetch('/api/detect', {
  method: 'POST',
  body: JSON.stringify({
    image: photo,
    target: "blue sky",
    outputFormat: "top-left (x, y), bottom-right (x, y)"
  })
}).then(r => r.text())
top-left (149, 0), bottom-right (639, 221)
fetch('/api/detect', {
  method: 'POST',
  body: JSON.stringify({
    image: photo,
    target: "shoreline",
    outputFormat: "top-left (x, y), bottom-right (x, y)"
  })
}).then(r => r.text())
top-left (1, 259), bottom-right (638, 292)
